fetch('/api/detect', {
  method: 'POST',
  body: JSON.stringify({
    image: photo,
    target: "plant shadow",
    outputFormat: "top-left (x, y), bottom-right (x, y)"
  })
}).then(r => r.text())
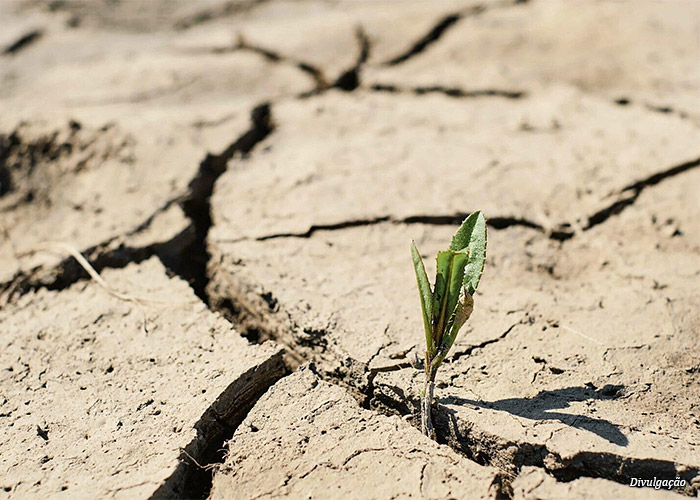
top-left (439, 384), bottom-right (629, 446)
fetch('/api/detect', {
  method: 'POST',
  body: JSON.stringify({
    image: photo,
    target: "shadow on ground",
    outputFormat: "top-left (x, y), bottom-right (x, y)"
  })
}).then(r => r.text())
top-left (440, 384), bottom-right (628, 446)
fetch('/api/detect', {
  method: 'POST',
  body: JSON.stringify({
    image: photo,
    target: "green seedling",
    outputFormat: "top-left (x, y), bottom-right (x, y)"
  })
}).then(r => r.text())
top-left (410, 211), bottom-right (487, 439)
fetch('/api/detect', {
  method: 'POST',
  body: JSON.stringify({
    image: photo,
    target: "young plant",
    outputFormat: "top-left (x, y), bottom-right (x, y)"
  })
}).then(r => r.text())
top-left (410, 211), bottom-right (487, 439)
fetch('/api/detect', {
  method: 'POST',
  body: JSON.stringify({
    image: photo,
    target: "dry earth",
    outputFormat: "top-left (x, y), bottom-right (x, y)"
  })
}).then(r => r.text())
top-left (1, 0), bottom-right (699, 499)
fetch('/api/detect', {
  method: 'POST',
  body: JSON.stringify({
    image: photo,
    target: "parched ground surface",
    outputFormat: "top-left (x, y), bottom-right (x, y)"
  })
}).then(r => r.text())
top-left (1, 1), bottom-right (699, 499)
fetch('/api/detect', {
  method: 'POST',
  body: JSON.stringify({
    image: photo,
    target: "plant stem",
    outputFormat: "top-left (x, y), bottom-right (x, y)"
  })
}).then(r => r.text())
top-left (421, 368), bottom-right (436, 440)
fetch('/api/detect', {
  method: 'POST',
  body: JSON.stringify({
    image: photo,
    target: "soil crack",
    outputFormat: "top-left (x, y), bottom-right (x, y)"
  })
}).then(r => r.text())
top-left (3, 29), bottom-right (43, 56)
top-left (383, 12), bottom-right (465, 66)
top-left (209, 25), bottom-right (371, 96)
top-left (369, 84), bottom-right (525, 100)
top-left (433, 416), bottom-right (699, 496)
top-left (584, 155), bottom-right (700, 231)
top-left (217, 37), bottom-right (327, 92)
top-left (174, 0), bottom-right (270, 30)
top-left (256, 216), bottom-right (392, 241)
top-left (246, 213), bottom-right (558, 241)
top-left (0, 103), bottom-right (275, 304)
top-left (332, 26), bottom-right (371, 92)
top-left (180, 103), bottom-right (274, 301)
top-left (613, 97), bottom-right (698, 124)
top-left (382, 0), bottom-right (529, 66)
top-left (449, 319), bottom-right (526, 363)
top-left (0, 226), bottom-right (193, 305)
top-left (223, 152), bottom-right (700, 244)
top-left (366, 373), bottom-right (699, 495)
top-left (149, 352), bottom-right (288, 500)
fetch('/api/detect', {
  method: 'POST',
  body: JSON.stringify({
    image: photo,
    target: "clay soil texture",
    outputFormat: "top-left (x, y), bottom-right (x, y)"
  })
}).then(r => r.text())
top-left (1, 1), bottom-right (699, 499)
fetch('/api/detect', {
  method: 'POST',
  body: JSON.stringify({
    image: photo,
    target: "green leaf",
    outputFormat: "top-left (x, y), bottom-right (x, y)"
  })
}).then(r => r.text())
top-left (410, 241), bottom-right (434, 354)
top-left (432, 294), bottom-right (474, 370)
top-left (449, 211), bottom-right (487, 295)
top-left (442, 293), bottom-right (474, 352)
top-left (432, 250), bottom-right (468, 347)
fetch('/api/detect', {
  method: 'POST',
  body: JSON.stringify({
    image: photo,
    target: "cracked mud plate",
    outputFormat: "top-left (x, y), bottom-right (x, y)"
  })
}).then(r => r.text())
top-left (210, 367), bottom-right (502, 500)
top-left (208, 89), bottom-right (700, 494)
top-left (0, 258), bottom-right (284, 499)
top-left (1, 0), bottom-right (699, 498)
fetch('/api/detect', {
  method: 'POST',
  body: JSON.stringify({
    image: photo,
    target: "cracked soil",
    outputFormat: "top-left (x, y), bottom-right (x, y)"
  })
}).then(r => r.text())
top-left (1, 1), bottom-right (699, 499)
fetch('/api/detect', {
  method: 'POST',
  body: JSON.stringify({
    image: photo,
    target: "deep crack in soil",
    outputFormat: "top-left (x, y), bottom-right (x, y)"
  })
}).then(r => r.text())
top-left (430, 406), bottom-right (700, 497)
top-left (0, 103), bottom-right (274, 305)
top-left (179, 103), bottom-right (274, 302)
top-left (151, 352), bottom-right (289, 500)
top-left (0, 227), bottom-right (193, 304)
